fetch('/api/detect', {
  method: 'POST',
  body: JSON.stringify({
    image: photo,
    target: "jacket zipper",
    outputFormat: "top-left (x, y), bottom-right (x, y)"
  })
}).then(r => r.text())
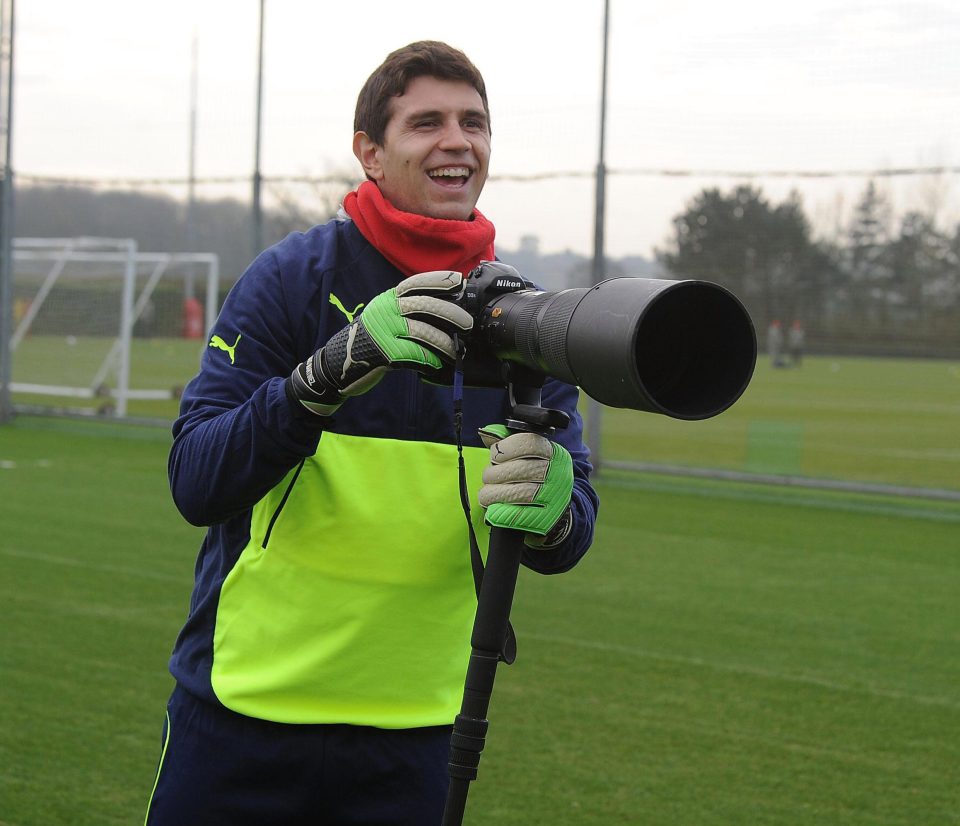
top-left (261, 459), bottom-right (306, 549)
top-left (406, 372), bottom-right (421, 438)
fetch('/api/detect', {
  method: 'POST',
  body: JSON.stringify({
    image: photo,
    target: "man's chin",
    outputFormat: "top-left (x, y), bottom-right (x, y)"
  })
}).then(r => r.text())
top-left (384, 188), bottom-right (478, 221)
top-left (424, 197), bottom-right (478, 221)
top-left (431, 208), bottom-right (475, 221)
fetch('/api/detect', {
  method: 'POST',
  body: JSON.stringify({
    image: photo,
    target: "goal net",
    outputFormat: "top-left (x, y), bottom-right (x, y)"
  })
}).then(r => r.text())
top-left (10, 237), bottom-right (220, 418)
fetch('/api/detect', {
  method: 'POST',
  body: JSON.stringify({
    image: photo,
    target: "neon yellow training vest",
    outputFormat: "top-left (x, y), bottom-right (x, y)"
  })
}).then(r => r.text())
top-left (211, 432), bottom-right (491, 728)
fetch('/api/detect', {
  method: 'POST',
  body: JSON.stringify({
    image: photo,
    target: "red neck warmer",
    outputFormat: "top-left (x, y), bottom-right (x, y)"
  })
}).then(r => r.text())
top-left (342, 181), bottom-right (496, 277)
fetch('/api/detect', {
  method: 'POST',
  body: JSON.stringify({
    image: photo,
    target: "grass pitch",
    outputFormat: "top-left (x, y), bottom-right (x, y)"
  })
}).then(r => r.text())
top-left (11, 345), bottom-right (960, 491)
top-left (479, 475), bottom-right (960, 824)
top-left (598, 356), bottom-right (960, 491)
top-left (10, 335), bottom-right (204, 418)
top-left (1, 414), bottom-right (958, 824)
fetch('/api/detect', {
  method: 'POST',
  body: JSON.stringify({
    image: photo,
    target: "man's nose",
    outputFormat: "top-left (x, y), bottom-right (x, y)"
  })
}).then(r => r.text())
top-left (437, 121), bottom-right (471, 151)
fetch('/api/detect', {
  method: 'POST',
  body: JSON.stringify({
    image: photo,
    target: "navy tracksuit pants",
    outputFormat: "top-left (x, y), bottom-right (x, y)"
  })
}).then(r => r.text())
top-left (145, 685), bottom-right (452, 826)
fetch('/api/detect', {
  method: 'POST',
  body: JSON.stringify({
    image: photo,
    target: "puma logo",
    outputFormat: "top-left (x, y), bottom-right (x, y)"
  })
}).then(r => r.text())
top-left (329, 293), bottom-right (365, 323)
top-left (209, 333), bottom-right (242, 365)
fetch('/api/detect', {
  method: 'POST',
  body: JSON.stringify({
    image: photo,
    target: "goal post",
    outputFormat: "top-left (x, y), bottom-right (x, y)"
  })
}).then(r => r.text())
top-left (8, 237), bottom-right (220, 419)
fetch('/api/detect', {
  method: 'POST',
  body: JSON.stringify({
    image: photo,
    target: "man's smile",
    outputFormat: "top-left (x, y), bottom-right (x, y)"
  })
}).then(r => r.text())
top-left (427, 166), bottom-right (472, 187)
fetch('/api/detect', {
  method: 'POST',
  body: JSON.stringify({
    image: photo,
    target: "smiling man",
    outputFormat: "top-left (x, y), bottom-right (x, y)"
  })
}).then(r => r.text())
top-left (144, 41), bottom-right (598, 826)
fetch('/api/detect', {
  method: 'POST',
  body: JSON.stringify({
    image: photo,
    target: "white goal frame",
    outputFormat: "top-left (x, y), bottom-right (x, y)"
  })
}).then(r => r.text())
top-left (9, 237), bottom-right (219, 417)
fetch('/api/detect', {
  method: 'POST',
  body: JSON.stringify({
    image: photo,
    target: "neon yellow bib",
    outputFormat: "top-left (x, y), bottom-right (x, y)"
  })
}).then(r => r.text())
top-left (211, 432), bottom-right (490, 727)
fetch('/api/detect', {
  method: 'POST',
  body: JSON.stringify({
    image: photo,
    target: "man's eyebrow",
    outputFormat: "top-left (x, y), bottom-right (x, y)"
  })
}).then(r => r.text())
top-left (404, 108), bottom-right (489, 125)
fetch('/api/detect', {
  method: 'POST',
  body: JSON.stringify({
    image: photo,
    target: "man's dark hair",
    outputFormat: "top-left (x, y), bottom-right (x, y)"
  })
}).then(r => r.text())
top-left (354, 41), bottom-right (490, 146)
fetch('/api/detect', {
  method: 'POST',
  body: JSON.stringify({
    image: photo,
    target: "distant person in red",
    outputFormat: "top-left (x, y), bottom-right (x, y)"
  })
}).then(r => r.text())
top-left (182, 296), bottom-right (204, 339)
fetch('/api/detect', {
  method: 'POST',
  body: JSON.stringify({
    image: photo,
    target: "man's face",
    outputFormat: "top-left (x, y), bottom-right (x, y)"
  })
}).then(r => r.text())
top-left (355, 75), bottom-right (491, 220)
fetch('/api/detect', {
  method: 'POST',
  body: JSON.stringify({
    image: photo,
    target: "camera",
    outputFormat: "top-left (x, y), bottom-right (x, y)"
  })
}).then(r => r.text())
top-left (451, 261), bottom-right (756, 421)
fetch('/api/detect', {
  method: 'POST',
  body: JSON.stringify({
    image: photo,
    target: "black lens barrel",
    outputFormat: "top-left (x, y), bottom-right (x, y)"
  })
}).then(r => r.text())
top-left (477, 278), bottom-right (756, 420)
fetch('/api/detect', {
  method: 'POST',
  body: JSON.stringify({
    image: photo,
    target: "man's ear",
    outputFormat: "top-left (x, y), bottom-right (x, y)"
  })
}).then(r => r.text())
top-left (353, 132), bottom-right (384, 181)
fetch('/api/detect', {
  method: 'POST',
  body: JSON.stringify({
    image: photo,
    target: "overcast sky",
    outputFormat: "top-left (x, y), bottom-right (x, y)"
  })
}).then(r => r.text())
top-left (13, 0), bottom-right (960, 258)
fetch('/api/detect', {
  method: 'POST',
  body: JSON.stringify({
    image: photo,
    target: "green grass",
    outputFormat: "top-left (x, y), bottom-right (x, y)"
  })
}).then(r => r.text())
top-left (0, 419), bottom-right (200, 824)
top-left (479, 476), bottom-right (960, 825)
top-left (1, 415), bottom-right (958, 825)
top-left (596, 356), bottom-right (960, 491)
top-left (12, 348), bottom-right (960, 489)
top-left (11, 335), bottom-right (204, 418)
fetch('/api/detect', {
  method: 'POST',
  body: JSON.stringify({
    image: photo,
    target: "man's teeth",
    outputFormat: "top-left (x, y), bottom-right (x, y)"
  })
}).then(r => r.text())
top-left (428, 168), bottom-right (470, 178)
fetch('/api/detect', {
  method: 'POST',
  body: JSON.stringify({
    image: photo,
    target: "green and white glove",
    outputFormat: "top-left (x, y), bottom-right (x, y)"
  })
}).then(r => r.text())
top-left (289, 271), bottom-right (472, 416)
top-left (478, 424), bottom-right (575, 548)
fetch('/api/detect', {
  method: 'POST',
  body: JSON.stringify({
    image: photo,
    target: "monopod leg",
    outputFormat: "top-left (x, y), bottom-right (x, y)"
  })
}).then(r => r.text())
top-left (442, 526), bottom-right (526, 826)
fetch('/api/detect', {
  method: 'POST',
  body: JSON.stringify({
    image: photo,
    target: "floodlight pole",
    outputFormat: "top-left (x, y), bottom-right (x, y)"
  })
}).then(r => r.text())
top-left (0, 0), bottom-right (15, 424)
top-left (586, 0), bottom-right (610, 470)
top-left (185, 30), bottom-right (198, 300)
top-left (251, 0), bottom-right (265, 261)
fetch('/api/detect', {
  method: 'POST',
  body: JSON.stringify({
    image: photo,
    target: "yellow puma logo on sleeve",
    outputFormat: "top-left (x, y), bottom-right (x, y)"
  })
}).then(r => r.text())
top-left (209, 333), bottom-right (242, 365)
top-left (329, 293), bottom-right (365, 324)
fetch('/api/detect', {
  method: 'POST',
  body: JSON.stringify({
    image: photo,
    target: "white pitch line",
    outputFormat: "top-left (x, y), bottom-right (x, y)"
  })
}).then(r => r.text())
top-left (522, 630), bottom-right (960, 711)
top-left (0, 547), bottom-right (188, 584)
top-left (601, 463), bottom-right (960, 511)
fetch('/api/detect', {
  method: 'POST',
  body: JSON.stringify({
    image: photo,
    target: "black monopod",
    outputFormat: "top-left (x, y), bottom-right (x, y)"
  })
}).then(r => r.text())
top-left (441, 264), bottom-right (757, 825)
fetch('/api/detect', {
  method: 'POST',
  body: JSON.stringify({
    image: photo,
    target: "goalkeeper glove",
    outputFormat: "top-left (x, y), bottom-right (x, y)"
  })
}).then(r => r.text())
top-left (478, 424), bottom-right (575, 548)
top-left (289, 270), bottom-right (472, 416)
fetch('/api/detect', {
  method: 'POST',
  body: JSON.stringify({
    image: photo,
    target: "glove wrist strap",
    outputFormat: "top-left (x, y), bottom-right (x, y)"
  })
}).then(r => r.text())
top-left (289, 350), bottom-right (345, 416)
top-left (524, 506), bottom-right (573, 548)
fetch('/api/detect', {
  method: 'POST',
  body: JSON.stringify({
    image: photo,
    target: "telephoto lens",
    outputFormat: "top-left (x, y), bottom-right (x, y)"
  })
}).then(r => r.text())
top-left (462, 262), bottom-right (757, 420)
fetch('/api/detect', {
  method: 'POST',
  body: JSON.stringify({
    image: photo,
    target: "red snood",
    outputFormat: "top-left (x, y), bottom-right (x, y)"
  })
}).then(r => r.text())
top-left (342, 181), bottom-right (496, 277)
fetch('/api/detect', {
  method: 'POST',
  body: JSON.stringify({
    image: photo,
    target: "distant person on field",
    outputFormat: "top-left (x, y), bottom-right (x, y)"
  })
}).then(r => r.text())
top-left (768, 319), bottom-right (785, 368)
top-left (143, 40), bottom-right (598, 826)
top-left (788, 319), bottom-right (805, 366)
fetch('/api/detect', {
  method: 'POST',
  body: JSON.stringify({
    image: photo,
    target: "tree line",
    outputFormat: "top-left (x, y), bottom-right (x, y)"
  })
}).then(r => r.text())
top-left (656, 182), bottom-right (960, 358)
top-left (12, 181), bottom-right (959, 357)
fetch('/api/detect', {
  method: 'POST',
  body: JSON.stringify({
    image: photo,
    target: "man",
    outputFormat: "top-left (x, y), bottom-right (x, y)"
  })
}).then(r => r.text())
top-left (768, 318), bottom-right (784, 367)
top-left (788, 319), bottom-right (805, 366)
top-left (145, 41), bottom-right (598, 825)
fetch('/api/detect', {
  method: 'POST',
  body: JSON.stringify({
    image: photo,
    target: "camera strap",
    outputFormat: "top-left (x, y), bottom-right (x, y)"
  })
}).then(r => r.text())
top-left (452, 334), bottom-right (517, 665)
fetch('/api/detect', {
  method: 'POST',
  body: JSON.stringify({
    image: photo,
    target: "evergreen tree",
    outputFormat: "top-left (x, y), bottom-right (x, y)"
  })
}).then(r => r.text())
top-left (887, 212), bottom-right (951, 323)
top-left (657, 185), bottom-right (829, 327)
top-left (845, 180), bottom-right (894, 324)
